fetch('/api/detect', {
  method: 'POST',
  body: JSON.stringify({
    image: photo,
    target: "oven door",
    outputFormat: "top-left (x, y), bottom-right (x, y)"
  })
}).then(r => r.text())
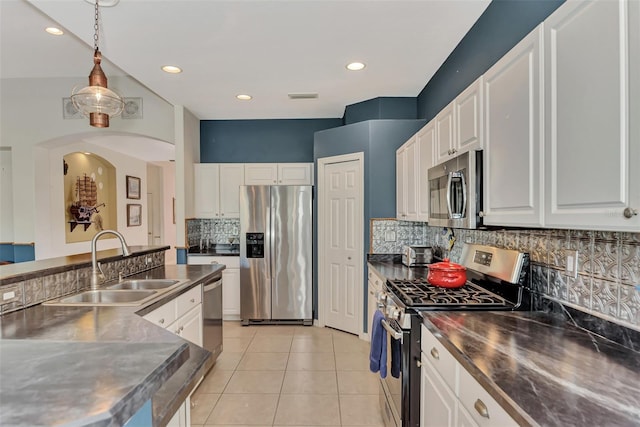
top-left (379, 318), bottom-right (405, 427)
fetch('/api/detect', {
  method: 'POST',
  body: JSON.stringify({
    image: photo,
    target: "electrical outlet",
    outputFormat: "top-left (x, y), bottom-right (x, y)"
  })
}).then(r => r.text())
top-left (146, 257), bottom-right (152, 265)
top-left (3, 291), bottom-right (16, 301)
top-left (384, 230), bottom-right (396, 242)
top-left (565, 249), bottom-right (578, 279)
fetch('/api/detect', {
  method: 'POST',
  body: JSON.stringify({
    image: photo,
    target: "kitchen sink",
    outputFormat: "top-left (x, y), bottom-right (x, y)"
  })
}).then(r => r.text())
top-left (107, 279), bottom-right (179, 290)
top-left (49, 290), bottom-right (158, 306)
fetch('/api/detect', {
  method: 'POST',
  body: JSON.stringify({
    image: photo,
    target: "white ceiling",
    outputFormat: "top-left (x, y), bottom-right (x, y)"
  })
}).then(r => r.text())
top-left (2, 0), bottom-right (490, 121)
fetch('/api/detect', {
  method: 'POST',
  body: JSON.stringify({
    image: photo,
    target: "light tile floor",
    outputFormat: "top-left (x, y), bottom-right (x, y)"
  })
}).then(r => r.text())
top-left (191, 321), bottom-right (384, 427)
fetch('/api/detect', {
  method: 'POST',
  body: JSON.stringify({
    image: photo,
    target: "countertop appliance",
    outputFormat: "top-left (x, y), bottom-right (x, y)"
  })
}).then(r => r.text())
top-left (239, 185), bottom-right (313, 325)
top-left (376, 243), bottom-right (530, 427)
top-left (203, 275), bottom-right (223, 361)
top-left (427, 150), bottom-right (482, 229)
top-left (401, 245), bottom-right (433, 267)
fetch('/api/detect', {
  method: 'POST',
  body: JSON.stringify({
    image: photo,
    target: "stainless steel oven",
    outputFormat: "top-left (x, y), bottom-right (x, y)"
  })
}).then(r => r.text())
top-left (428, 151), bottom-right (482, 229)
top-left (376, 244), bottom-right (531, 427)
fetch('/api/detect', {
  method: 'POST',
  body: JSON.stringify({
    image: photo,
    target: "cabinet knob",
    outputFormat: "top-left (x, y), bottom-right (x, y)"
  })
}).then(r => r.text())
top-left (190, 298), bottom-right (195, 303)
top-left (623, 207), bottom-right (638, 219)
top-left (478, 211), bottom-right (485, 218)
top-left (430, 347), bottom-right (440, 360)
top-left (159, 318), bottom-right (165, 324)
top-left (273, 180), bottom-right (277, 183)
top-left (221, 213), bottom-right (225, 216)
top-left (474, 399), bottom-right (490, 419)
top-left (416, 360), bottom-right (422, 368)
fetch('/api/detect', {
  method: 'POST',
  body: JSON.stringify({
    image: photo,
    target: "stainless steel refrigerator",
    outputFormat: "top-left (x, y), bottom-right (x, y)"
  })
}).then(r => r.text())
top-left (239, 185), bottom-right (313, 325)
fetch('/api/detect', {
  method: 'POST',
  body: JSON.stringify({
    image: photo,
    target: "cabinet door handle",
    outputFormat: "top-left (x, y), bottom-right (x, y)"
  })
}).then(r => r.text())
top-left (416, 360), bottom-right (422, 368)
top-left (221, 213), bottom-right (225, 216)
top-left (430, 347), bottom-right (439, 360)
top-left (175, 328), bottom-right (181, 334)
top-left (190, 298), bottom-right (195, 303)
top-left (474, 399), bottom-right (490, 419)
top-left (623, 207), bottom-right (638, 218)
top-left (159, 318), bottom-right (165, 324)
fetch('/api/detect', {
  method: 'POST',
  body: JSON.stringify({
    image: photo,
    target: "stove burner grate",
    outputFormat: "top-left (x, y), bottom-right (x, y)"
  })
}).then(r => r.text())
top-left (388, 278), bottom-right (511, 307)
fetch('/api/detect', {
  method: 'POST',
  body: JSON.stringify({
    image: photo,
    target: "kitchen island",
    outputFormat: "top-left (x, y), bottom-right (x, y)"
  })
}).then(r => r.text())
top-left (0, 263), bottom-right (224, 427)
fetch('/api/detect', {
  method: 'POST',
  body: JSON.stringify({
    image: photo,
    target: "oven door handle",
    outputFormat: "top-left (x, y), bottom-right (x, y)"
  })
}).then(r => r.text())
top-left (381, 319), bottom-right (403, 342)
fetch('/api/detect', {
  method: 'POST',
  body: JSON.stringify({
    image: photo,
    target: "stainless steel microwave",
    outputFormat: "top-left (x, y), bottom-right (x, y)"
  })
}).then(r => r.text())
top-left (427, 150), bottom-right (483, 229)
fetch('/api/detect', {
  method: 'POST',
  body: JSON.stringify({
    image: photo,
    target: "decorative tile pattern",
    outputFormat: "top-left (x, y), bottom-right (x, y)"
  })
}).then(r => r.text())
top-left (370, 219), bottom-right (427, 254)
top-left (591, 278), bottom-right (619, 318)
top-left (618, 284), bottom-right (640, 326)
top-left (567, 274), bottom-right (591, 310)
top-left (592, 240), bottom-right (620, 281)
top-left (619, 244), bottom-right (640, 285)
top-left (23, 277), bottom-right (45, 306)
top-left (187, 218), bottom-right (240, 248)
top-left (424, 225), bottom-right (640, 331)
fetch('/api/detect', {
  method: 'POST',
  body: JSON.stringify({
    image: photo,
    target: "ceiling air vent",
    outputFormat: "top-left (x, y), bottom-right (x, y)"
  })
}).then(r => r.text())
top-left (288, 93), bottom-right (319, 100)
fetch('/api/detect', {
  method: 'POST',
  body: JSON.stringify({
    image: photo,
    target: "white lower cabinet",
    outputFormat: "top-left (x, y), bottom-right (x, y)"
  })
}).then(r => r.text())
top-left (421, 325), bottom-right (517, 427)
top-left (421, 353), bottom-right (457, 427)
top-left (187, 256), bottom-right (240, 320)
top-left (143, 285), bottom-right (203, 427)
top-left (166, 396), bottom-right (191, 427)
top-left (366, 265), bottom-right (384, 342)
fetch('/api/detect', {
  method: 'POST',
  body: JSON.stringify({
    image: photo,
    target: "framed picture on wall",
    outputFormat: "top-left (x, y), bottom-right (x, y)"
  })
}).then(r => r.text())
top-left (127, 204), bottom-right (142, 227)
top-left (126, 175), bottom-right (141, 199)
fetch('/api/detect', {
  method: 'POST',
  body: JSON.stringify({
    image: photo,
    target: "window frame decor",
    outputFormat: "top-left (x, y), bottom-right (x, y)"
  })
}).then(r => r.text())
top-left (126, 175), bottom-right (141, 199)
top-left (127, 204), bottom-right (142, 227)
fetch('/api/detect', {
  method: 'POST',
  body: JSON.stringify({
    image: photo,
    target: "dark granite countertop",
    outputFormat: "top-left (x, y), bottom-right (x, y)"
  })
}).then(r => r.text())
top-left (421, 311), bottom-right (640, 426)
top-left (187, 244), bottom-right (239, 257)
top-left (0, 264), bottom-right (223, 427)
top-left (368, 257), bottom-right (640, 426)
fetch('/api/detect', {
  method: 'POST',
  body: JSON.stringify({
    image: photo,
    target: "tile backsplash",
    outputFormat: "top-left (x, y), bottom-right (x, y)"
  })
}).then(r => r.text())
top-left (0, 251), bottom-right (166, 315)
top-left (374, 223), bottom-right (640, 331)
top-left (370, 219), bottom-right (429, 253)
top-left (187, 218), bottom-right (240, 248)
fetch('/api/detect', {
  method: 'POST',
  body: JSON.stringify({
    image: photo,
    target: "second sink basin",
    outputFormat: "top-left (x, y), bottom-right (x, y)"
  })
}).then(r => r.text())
top-left (59, 290), bottom-right (157, 304)
top-left (108, 279), bottom-right (179, 290)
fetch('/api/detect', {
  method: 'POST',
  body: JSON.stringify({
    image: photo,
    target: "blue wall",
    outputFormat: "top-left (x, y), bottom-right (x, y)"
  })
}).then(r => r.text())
top-left (344, 97), bottom-right (417, 125)
top-left (200, 119), bottom-right (342, 163)
top-left (313, 119), bottom-right (426, 329)
top-left (417, 0), bottom-right (565, 121)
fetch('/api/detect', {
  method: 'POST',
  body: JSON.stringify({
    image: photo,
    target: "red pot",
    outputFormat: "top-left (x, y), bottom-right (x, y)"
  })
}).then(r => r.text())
top-left (427, 258), bottom-right (467, 288)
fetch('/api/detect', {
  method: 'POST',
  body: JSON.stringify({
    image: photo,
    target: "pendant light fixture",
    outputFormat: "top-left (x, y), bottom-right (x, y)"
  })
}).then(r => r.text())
top-left (71, 0), bottom-right (124, 128)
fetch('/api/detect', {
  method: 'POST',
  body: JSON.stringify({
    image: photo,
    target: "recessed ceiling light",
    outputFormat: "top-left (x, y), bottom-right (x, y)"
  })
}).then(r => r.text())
top-left (346, 62), bottom-right (366, 71)
top-left (236, 94), bottom-right (252, 101)
top-left (45, 27), bottom-right (64, 36)
top-left (161, 65), bottom-right (182, 74)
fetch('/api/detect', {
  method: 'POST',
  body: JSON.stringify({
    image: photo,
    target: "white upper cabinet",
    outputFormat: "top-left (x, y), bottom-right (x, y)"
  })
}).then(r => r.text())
top-left (194, 164), bottom-right (220, 218)
top-left (435, 101), bottom-right (456, 163)
top-left (219, 164), bottom-right (244, 217)
top-left (417, 120), bottom-right (435, 221)
top-left (244, 163), bottom-right (278, 185)
top-left (194, 163), bottom-right (244, 218)
top-left (435, 77), bottom-right (484, 165)
top-left (244, 163), bottom-right (314, 185)
top-left (544, 0), bottom-right (639, 230)
top-left (277, 163), bottom-right (314, 185)
top-left (483, 25), bottom-right (544, 227)
top-left (456, 77), bottom-right (484, 154)
top-left (396, 141), bottom-right (409, 219)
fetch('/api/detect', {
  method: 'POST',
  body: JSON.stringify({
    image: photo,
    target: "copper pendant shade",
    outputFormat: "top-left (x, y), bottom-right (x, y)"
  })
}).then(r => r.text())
top-left (70, 1), bottom-right (124, 128)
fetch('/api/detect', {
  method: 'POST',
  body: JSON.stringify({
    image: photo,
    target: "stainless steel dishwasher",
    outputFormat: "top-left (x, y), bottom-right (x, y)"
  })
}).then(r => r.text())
top-left (202, 275), bottom-right (223, 362)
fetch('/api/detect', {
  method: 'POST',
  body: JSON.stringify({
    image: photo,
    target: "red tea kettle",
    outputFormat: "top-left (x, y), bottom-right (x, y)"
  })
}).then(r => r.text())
top-left (427, 258), bottom-right (467, 288)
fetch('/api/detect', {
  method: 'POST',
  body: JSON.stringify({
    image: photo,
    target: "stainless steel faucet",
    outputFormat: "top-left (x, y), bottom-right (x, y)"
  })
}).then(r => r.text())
top-left (90, 230), bottom-right (132, 289)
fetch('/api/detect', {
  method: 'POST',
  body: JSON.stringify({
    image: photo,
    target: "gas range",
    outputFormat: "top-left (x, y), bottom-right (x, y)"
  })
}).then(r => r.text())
top-left (376, 244), bottom-right (531, 427)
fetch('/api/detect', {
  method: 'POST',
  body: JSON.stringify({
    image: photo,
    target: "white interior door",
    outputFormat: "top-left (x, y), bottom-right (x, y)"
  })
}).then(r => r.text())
top-left (320, 155), bottom-right (363, 335)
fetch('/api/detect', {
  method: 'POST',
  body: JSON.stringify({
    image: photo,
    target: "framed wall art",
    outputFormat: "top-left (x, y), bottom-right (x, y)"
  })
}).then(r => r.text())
top-left (126, 175), bottom-right (141, 199)
top-left (127, 204), bottom-right (142, 227)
